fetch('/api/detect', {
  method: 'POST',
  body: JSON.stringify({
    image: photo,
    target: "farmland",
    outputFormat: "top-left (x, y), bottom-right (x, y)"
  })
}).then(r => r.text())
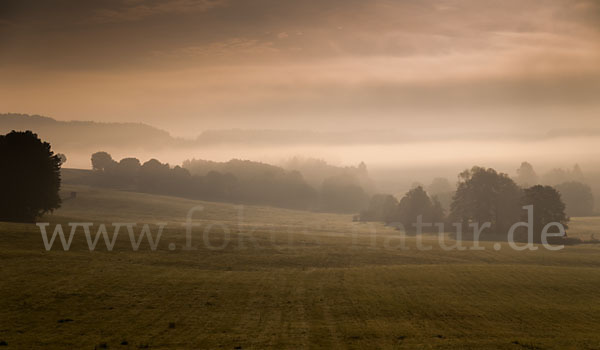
top-left (1, 185), bottom-right (600, 349)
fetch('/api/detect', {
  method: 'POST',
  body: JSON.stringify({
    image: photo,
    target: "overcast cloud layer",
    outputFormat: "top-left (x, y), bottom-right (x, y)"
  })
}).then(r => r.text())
top-left (1, 0), bottom-right (600, 137)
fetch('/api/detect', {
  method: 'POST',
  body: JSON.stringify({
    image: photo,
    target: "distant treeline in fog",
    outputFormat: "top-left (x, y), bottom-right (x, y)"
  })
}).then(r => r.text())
top-left (63, 152), bottom-right (372, 212)
top-left (62, 148), bottom-right (597, 226)
top-left (360, 163), bottom-right (596, 241)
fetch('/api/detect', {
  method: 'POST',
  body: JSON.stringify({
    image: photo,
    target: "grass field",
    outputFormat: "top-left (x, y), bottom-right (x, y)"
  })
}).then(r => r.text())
top-left (1, 185), bottom-right (600, 349)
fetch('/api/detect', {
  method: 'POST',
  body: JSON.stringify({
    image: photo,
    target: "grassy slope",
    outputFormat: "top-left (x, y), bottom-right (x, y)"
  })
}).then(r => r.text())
top-left (1, 185), bottom-right (600, 349)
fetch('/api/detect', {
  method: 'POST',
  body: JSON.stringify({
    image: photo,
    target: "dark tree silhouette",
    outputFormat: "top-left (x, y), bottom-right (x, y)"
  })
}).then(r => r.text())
top-left (139, 158), bottom-right (172, 194)
top-left (91, 151), bottom-right (116, 172)
top-left (183, 158), bottom-right (318, 209)
top-left (522, 185), bottom-right (568, 241)
top-left (450, 167), bottom-right (522, 234)
top-left (397, 186), bottom-right (434, 233)
top-left (117, 157), bottom-right (141, 179)
top-left (0, 131), bottom-right (62, 222)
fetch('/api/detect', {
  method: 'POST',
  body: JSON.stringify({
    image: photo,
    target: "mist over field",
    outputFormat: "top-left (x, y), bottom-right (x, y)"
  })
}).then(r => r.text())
top-left (2, 113), bottom-right (599, 172)
top-left (3, 113), bottom-right (600, 203)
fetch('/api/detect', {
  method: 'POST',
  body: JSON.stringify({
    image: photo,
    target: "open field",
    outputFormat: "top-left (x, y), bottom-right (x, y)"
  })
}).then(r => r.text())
top-left (568, 217), bottom-right (600, 241)
top-left (1, 185), bottom-right (600, 349)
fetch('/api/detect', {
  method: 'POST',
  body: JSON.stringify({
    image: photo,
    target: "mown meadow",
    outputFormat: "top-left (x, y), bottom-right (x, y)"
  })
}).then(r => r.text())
top-left (1, 185), bottom-right (600, 349)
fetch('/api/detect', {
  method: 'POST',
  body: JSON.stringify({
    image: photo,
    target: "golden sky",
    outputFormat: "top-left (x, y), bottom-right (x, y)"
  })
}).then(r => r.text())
top-left (1, 0), bottom-right (600, 137)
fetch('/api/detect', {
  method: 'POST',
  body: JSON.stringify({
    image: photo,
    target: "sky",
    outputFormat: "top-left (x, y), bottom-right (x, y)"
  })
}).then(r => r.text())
top-left (1, 0), bottom-right (599, 138)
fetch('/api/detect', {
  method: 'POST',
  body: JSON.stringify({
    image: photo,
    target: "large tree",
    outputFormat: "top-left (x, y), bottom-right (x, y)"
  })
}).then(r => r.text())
top-left (91, 151), bottom-right (116, 172)
top-left (521, 185), bottom-right (568, 241)
top-left (450, 166), bottom-right (522, 234)
top-left (397, 186), bottom-right (434, 233)
top-left (0, 131), bottom-right (62, 222)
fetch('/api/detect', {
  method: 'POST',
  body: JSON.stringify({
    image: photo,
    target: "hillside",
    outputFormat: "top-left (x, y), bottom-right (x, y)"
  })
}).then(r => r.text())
top-left (0, 113), bottom-right (183, 151)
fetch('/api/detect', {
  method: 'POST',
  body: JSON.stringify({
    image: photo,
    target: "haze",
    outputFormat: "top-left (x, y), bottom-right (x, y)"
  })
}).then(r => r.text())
top-left (1, 0), bottom-right (599, 171)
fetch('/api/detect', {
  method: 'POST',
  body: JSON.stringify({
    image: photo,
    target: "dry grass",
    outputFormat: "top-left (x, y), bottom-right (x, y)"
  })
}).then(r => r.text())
top-left (1, 185), bottom-right (600, 349)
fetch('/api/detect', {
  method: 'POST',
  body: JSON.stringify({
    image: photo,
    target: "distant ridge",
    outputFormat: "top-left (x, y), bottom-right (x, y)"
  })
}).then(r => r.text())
top-left (0, 113), bottom-right (407, 149)
top-left (2, 114), bottom-right (597, 151)
top-left (0, 113), bottom-right (184, 151)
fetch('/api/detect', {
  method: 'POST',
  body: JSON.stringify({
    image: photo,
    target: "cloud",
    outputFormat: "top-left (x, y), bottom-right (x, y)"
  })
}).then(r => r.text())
top-left (153, 38), bottom-right (279, 60)
top-left (92, 0), bottom-right (226, 23)
top-left (2, 0), bottom-right (600, 136)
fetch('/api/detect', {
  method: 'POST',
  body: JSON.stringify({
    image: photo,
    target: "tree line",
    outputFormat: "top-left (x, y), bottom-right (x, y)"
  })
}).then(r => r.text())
top-left (1, 130), bottom-right (595, 227)
top-left (88, 152), bottom-right (370, 212)
top-left (360, 166), bottom-right (577, 242)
